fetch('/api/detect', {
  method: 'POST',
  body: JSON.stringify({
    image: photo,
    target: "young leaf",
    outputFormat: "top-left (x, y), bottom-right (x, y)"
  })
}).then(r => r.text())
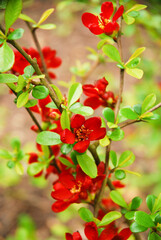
top-left (24, 99), bottom-right (38, 108)
top-left (38, 24), bottom-right (56, 30)
top-left (118, 151), bottom-right (135, 168)
top-left (102, 45), bottom-right (123, 65)
top-left (32, 86), bottom-right (49, 99)
top-left (46, 102), bottom-right (58, 109)
top-left (36, 131), bottom-right (62, 145)
top-left (59, 156), bottom-right (75, 168)
top-left (125, 211), bottom-right (135, 220)
top-left (133, 104), bottom-right (142, 115)
top-left (15, 75), bottom-right (26, 92)
top-left (19, 13), bottom-right (36, 23)
top-left (110, 190), bottom-right (128, 209)
top-left (149, 232), bottom-right (161, 240)
top-left (27, 162), bottom-right (44, 176)
top-left (7, 28), bottom-right (24, 40)
top-left (130, 222), bottom-right (148, 233)
top-left (0, 149), bottom-right (13, 159)
top-left (146, 195), bottom-right (156, 212)
top-left (128, 47), bottom-right (146, 62)
top-left (123, 13), bottom-right (135, 25)
top-left (5, 0), bottom-right (22, 34)
top-left (142, 93), bottom-right (156, 113)
top-left (37, 8), bottom-right (54, 26)
top-left (0, 74), bottom-right (18, 83)
top-left (78, 207), bottom-right (94, 222)
top-left (126, 68), bottom-right (143, 79)
top-left (125, 57), bottom-right (140, 69)
top-left (126, 4), bottom-right (147, 14)
top-left (60, 109), bottom-right (70, 130)
top-left (51, 84), bottom-right (63, 101)
top-left (24, 65), bottom-right (35, 78)
top-left (115, 169), bottom-right (126, 180)
top-left (134, 211), bottom-right (155, 228)
top-left (68, 83), bottom-right (82, 107)
top-left (108, 129), bottom-right (124, 141)
top-left (77, 153), bottom-right (97, 178)
top-left (99, 135), bottom-right (110, 147)
top-left (103, 107), bottom-right (115, 123)
top-left (97, 211), bottom-right (122, 227)
top-left (110, 150), bottom-right (117, 167)
top-left (152, 193), bottom-right (161, 214)
top-left (17, 91), bottom-right (29, 108)
top-left (131, 197), bottom-right (142, 210)
top-left (120, 107), bottom-right (139, 120)
top-left (69, 102), bottom-right (93, 116)
top-left (15, 162), bottom-right (24, 175)
top-left (0, 43), bottom-right (15, 72)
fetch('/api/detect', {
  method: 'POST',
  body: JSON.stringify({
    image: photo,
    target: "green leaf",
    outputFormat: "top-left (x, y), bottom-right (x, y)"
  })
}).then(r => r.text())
top-left (0, 39), bottom-right (4, 44)
top-left (0, 149), bottom-right (12, 159)
top-left (126, 68), bottom-right (143, 79)
top-left (0, 42), bottom-right (15, 72)
top-left (36, 131), bottom-right (62, 145)
top-left (133, 104), bottom-right (142, 115)
top-left (98, 211), bottom-right (122, 227)
top-left (118, 151), bottom-right (135, 168)
top-left (38, 24), bottom-right (56, 30)
top-left (19, 13), bottom-right (36, 23)
top-left (152, 193), bottom-right (161, 214)
top-left (123, 13), bottom-right (135, 25)
top-left (7, 160), bottom-right (15, 168)
top-left (15, 75), bottom-right (26, 92)
top-left (46, 102), bottom-right (58, 109)
top-left (131, 197), bottom-right (142, 210)
top-left (110, 150), bottom-right (117, 167)
top-left (108, 129), bottom-right (124, 141)
top-left (0, 0), bottom-right (8, 9)
top-left (37, 8), bottom-right (54, 26)
top-left (77, 154), bottom-right (97, 178)
top-left (68, 83), bottom-right (82, 107)
top-left (32, 85), bottom-right (49, 99)
top-left (78, 207), bottom-right (94, 222)
top-left (125, 211), bottom-right (135, 220)
top-left (7, 28), bottom-right (24, 40)
top-left (130, 222), bottom-right (148, 233)
top-left (61, 144), bottom-right (73, 155)
top-left (110, 190), bottom-right (128, 208)
top-left (0, 74), bottom-right (18, 83)
top-left (51, 84), bottom-right (63, 101)
top-left (149, 232), bottom-right (161, 240)
top-left (120, 107), bottom-right (139, 120)
top-left (126, 4), bottom-right (147, 13)
top-left (69, 102), bottom-right (93, 116)
top-left (146, 195), bottom-right (156, 212)
top-left (115, 169), bottom-right (126, 180)
top-left (128, 47), bottom-right (146, 61)
top-left (24, 99), bottom-right (38, 108)
top-left (15, 162), bottom-right (24, 175)
top-left (11, 138), bottom-right (20, 150)
top-left (102, 45), bottom-right (123, 65)
top-left (17, 91), bottom-right (29, 108)
top-left (60, 109), bottom-right (70, 130)
top-left (5, 0), bottom-right (22, 34)
top-left (103, 107), bottom-right (115, 123)
top-left (24, 65), bottom-right (35, 78)
top-left (125, 57), bottom-right (141, 69)
top-left (142, 94), bottom-right (156, 113)
top-left (59, 156), bottom-right (75, 168)
top-left (134, 211), bottom-right (155, 228)
top-left (99, 135), bottom-right (110, 147)
top-left (27, 162), bottom-right (44, 176)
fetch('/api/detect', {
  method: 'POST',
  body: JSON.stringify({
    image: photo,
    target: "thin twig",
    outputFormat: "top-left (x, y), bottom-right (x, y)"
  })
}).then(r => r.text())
top-left (88, 144), bottom-right (100, 165)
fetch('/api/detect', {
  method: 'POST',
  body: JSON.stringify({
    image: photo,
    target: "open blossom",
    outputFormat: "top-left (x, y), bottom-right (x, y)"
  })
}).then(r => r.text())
top-left (60, 114), bottom-right (106, 153)
top-left (82, 2), bottom-right (124, 36)
top-left (11, 47), bottom-right (62, 79)
top-left (83, 77), bottom-right (117, 110)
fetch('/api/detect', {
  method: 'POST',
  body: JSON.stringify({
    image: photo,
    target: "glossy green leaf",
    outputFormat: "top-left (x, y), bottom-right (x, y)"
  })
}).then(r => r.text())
top-left (0, 0), bottom-right (8, 9)
top-left (128, 47), bottom-right (146, 61)
top-left (115, 169), bottom-right (126, 180)
top-left (78, 207), bottom-right (94, 222)
top-left (134, 211), bottom-right (155, 228)
top-left (0, 74), bottom-right (18, 83)
top-left (126, 68), bottom-right (143, 79)
top-left (0, 39), bottom-right (4, 44)
top-left (17, 91), bottom-right (29, 108)
top-left (32, 85), bottom-right (49, 99)
top-left (123, 13), bottom-right (135, 25)
top-left (118, 151), bottom-right (135, 167)
top-left (38, 24), bottom-right (56, 30)
top-left (99, 135), bottom-right (110, 147)
top-left (126, 4), bottom-right (147, 13)
top-left (60, 109), bottom-right (70, 130)
top-left (61, 144), bottom-right (73, 155)
top-left (7, 28), bottom-right (24, 40)
top-left (149, 232), bottom-right (161, 240)
top-left (24, 99), bottom-right (38, 108)
top-left (98, 211), bottom-right (122, 227)
top-left (24, 65), bottom-right (35, 78)
top-left (130, 222), bottom-right (148, 233)
top-left (27, 162), bottom-right (44, 176)
top-left (19, 13), bottom-right (36, 23)
top-left (125, 211), bottom-right (135, 220)
top-left (142, 94), bottom-right (156, 113)
top-left (131, 197), bottom-right (142, 210)
top-left (146, 195), bottom-right (156, 213)
top-left (120, 107), bottom-right (139, 120)
top-left (110, 190), bottom-right (128, 208)
top-left (125, 57), bottom-right (141, 69)
top-left (133, 104), bottom-right (142, 115)
top-left (110, 150), bottom-right (117, 167)
top-left (108, 129), bottom-right (124, 141)
top-left (102, 45), bottom-right (123, 65)
top-left (46, 101), bottom-right (57, 109)
top-left (51, 84), bottom-right (63, 101)
top-left (36, 131), bottom-right (62, 145)
top-left (68, 83), bottom-right (82, 107)
top-left (77, 154), bottom-right (97, 178)
top-left (15, 75), bottom-right (26, 92)
top-left (103, 107), bottom-right (115, 123)
top-left (0, 43), bottom-right (15, 72)
top-left (59, 156), bottom-right (75, 168)
top-left (152, 193), bottom-right (161, 214)
top-left (69, 102), bottom-right (93, 116)
top-left (5, 0), bottom-right (22, 34)
top-left (37, 8), bottom-right (54, 26)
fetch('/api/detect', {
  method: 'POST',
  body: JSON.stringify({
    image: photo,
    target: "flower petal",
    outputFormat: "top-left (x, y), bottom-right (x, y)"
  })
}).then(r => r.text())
top-left (118, 228), bottom-right (132, 239)
top-left (112, 5), bottom-right (124, 22)
top-left (51, 200), bottom-right (71, 212)
top-left (84, 222), bottom-right (98, 240)
top-left (65, 233), bottom-right (73, 240)
top-left (60, 129), bottom-right (75, 144)
top-left (82, 12), bottom-right (99, 27)
top-left (89, 25), bottom-right (104, 35)
top-left (101, 1), bottom-right (114, 19)
top-left (51, 188), bottom-right (73, 200)
top-left (83, 84), bottom-right (98, 97)
top-left (89, 128), bottom-right (106, 141)
top-left (73, 140), bottom-right (90, 153)
top-left (84, 97), bottom-right (101, 110)
top-left (59, 171), bottom-right (75, 189)
top-left (104, 22), bottom-right (119, 35)
top-left (84, 117), bottom-right (102, 130)
top-left (71, 114), bottom-right (85, 129)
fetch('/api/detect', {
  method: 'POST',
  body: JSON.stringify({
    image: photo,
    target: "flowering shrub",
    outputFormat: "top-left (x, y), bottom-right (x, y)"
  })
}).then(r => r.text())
top-left (0, 0), bottom-right (161, 239)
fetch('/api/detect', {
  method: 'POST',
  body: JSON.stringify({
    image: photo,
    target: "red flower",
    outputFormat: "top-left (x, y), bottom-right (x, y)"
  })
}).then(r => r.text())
top-left (60, 114), bottom-right (106, 153)
top-left (82, 2), bottom-right (124, 36)
top-left (66, 232), bottom-right (82, 240)
top-left (83, 77), bottom-right (117, 110)
top-left (11, 47), bottom-right (62, 79)
top-left (51, 166), bottom-right (92, 212)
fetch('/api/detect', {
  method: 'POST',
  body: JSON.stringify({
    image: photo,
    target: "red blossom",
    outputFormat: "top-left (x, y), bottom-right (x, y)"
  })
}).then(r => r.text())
top-left (66, 232), bottom-right (82, 240)
top-left (60, 114), bottom-right (106, 153)
top-left (82, 2), bottom-right (124, 36)
top-left (83, 77), bottom-right (117, 110)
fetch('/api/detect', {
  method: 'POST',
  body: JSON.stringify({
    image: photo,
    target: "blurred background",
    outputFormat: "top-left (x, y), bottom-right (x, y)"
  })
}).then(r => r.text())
top-left (0, 0), bottom-right (161, 239)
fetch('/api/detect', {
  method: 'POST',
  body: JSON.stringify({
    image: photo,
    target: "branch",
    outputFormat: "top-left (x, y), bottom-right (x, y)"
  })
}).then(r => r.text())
top-left (88, 143), bottom-right (100, 166)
